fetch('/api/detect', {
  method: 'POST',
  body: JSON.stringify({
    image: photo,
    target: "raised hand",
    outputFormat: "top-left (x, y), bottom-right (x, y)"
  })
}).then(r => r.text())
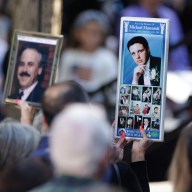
top-left (132, 65), bottom-right (146, 84)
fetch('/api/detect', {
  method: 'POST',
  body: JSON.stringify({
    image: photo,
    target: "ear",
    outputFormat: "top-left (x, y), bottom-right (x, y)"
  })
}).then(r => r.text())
top-left (38, 67), bottom-right (43, 75)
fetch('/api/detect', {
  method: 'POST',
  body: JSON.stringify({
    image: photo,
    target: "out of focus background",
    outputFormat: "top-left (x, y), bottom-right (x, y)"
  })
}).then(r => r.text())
top-left (1, 0), bottom-right (192, 190)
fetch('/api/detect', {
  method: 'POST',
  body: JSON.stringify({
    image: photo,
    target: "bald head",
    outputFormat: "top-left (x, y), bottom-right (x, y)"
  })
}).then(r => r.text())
top-left (50, 103), bottom-right (112, 177)
top-left (41, 80), bottom-right (89, 126)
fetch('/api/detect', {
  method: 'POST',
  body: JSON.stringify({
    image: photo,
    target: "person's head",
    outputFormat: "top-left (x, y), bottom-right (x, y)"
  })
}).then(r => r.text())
top-left (154, 107), bottom-right (158, 113)
top-left (169, 122), bottom-right (192, 192)
top-left (50, 103), bottom-right (112, 178)
top-left (71, 10), bottom-right (109, 51)
top-left (41, 80), bottom-right (89, 127)
top-left (0, 122), bottom-right (40, 169)
top-left (144, 118), bottom-right (149, 125)
top-left (17, 43), bottom-right (45, 90)
top-left (127, 36), bottom-right (150, 66)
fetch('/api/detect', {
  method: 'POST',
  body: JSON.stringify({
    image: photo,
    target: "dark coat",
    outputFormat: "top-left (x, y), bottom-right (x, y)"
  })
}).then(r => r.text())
top-left (8, 83), bottom-right (45, 103)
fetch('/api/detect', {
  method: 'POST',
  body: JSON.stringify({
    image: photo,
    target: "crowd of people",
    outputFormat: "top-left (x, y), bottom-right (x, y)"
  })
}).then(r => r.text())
top-left (0, 80), bottom-right (152, 192)
top-left (0, 0), bottom-right (192, 191)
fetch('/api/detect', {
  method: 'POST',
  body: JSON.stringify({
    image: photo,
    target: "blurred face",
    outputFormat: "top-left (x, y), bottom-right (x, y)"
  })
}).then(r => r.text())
top-left (17, 48), bottom-right (42, 90)
top-left (77, 21), bottom-right (103, 51)
top-left (129, 43), bottom-right (149, 65)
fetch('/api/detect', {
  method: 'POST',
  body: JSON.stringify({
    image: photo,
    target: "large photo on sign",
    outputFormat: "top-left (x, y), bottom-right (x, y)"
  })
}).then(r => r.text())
top-left (115, 17), bottom-right (169, 141)
top-left (3, 30), bottom-right (63, 107)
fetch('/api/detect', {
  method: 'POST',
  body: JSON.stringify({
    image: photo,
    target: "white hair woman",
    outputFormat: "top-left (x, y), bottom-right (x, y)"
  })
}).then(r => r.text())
top-left (0, 121), bottom-right (40, 169)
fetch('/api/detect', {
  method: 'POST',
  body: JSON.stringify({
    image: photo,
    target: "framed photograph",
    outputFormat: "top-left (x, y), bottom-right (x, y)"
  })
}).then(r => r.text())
top-left (3, 30), bottom-right (63, 107)
top-left (115, 17), bottom-right (169, 141)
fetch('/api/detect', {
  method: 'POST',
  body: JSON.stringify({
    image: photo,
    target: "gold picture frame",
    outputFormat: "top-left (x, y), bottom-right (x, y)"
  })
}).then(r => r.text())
top-left (3, 29), bottom-right (63, 107)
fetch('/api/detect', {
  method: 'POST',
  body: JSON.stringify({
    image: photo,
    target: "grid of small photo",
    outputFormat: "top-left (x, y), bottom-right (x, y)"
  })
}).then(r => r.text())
top-left (117, 84), bottom-right (161, 138)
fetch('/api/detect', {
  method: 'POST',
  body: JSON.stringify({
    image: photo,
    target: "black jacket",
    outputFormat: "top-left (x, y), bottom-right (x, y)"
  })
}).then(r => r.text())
top-left (138, 56), bottom-right (161, 86)
top-left (110, 161), bottom-right (150, 192)
top-left (8, 83), bottom-right (45, 103)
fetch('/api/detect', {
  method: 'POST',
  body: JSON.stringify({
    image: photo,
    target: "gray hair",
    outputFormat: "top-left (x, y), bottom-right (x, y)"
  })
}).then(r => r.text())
top-left (0, 122), bottom-right (40, 169)
top-left (50, 103), bottom-right (112, 177)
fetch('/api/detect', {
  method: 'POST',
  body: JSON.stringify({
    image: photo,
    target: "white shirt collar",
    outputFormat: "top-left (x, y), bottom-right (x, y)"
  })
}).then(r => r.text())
top-left (20, 81), bottom-right (38, 101)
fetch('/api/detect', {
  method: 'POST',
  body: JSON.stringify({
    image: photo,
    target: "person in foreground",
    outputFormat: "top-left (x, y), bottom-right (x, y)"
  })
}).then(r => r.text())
top-left (168, 121), bottom-right (192, 192)
top-left (30, 103), bottom-right (120, 192)
top-left (17, 80), bottom-right (151, 192)
top-left (30, 80), bottom-right (89, 161)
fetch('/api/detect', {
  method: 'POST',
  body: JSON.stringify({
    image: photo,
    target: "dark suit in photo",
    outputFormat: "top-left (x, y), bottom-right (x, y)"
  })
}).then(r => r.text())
top-left (8, 83), bottom-right (45, 103)
top-left (138, 56), bottom-right (161, 86)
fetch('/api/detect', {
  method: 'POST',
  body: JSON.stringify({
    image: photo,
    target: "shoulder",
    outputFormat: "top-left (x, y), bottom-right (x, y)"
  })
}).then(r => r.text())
top-left (110, 162), bottom-right (135, 179)
top-left (110, 162), bottom-right (143, 192)
top-left (95, 48), bottom-right (118, 67)
top-left (34, 83), bottom-right (45, 94)
top-left (26, 83), bottom-right (45, 103)
top-left (150, 56), bottom-right (161, 63)
top-left (61, 48), bottom-right (77, 56)
top-left (96, 48), bottom-right (117, 57)
top-left (60, 48), bottom-right (79, 63)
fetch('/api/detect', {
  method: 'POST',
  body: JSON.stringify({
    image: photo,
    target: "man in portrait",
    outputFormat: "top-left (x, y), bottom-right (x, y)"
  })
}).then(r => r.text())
top-left (126, 117), bottom-right (133, 128)
top-left (152, 87), bottom-right (161, 105)
top-left (134, 103), bottom-right (140, 114)
top-left (142, 87), bottom-right (151, 102)
top-left (151, 106), bottom-right (160, 118)
top-left (127, 36), bottom-right (161, 86)
top-left (143, 118), bottom-right (151, 130)
top-left (8, 43), bottom-right (47, 103)
top-left (131, 86), bottom-right (140, 101)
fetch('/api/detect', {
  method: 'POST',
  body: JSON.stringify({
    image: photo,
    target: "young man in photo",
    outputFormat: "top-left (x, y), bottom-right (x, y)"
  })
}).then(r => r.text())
top-left (143, 118), bottom-right (151, 130)
top-left (127, 36), bottom-right (161, 86)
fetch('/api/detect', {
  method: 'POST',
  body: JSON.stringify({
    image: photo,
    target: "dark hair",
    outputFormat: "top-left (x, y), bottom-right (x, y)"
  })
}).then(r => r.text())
top-left (42, 80), bottom-right (89, 126)
top-left (18, 42), bottom-right (48, 69)
top-left (127, 36), bottom-right (149, 51)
